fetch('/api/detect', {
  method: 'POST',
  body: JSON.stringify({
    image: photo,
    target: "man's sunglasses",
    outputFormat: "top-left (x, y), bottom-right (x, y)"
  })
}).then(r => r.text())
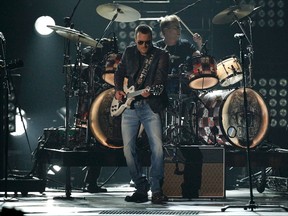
top-left (137, 40), bottom-right (152, 46)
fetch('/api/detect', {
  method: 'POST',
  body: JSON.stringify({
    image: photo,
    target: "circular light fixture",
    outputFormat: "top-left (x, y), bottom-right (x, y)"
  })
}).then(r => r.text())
top-left (34, 16), bottom-right (55, 36)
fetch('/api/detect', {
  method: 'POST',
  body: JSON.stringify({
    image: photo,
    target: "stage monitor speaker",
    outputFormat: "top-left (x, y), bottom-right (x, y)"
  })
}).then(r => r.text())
top-left (163, 146), bottom-right (225, 199)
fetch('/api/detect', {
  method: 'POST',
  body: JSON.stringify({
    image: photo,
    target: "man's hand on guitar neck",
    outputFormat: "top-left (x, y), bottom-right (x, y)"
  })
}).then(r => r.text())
top-left (141, 89), bottom-right (150, 98)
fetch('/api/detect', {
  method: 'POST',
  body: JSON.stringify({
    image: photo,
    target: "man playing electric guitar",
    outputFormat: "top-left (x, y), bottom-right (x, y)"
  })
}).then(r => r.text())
top-left (114, 24), bottom-right (170, 204)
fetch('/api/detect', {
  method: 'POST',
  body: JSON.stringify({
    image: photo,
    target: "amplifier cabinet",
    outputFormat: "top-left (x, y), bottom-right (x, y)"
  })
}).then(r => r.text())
top-left (163, 146), bottom-right (225, 199)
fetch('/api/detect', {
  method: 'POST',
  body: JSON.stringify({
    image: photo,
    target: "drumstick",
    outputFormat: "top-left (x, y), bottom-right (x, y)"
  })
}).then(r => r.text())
top-left (178, 18), bottom-right (195, 37)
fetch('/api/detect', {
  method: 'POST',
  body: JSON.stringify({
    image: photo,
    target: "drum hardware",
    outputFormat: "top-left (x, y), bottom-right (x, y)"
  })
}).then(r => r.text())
top-left (163, 65), bottom-right (195, 147)
top-left (213, 3), bottom-right (287, 212)
top-left (47, 1), bottom-right (87, 199)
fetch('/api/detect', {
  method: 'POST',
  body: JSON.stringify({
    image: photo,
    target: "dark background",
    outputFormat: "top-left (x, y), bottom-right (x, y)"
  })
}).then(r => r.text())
top-left (0, 0), bottom-right (287, 177)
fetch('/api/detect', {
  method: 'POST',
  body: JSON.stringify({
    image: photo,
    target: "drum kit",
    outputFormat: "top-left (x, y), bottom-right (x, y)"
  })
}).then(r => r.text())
top-left (47, 3), bottom-right (268, 150)
top-left (163, 3), bottom-right (268, 150)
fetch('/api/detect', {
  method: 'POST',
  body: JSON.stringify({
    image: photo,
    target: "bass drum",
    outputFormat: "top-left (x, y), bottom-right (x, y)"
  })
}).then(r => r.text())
top-left (192, 88), bottom-right (269, 148)
top-left (89, 88), bottom-right (123, 149)
top-left (89, 88), bottom-right (146, 149)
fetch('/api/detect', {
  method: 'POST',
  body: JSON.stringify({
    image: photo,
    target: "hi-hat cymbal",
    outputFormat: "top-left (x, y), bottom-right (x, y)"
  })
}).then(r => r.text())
top-left (212, 4), bottom-right (255, 24)
top-left (47, 25), bottom-right (103, 48)
top-left (96, 3), bottom-right (141, 22)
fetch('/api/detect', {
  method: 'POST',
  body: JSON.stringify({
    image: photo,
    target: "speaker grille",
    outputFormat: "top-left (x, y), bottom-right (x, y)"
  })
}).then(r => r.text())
top-left (163, 146), bottom-right (225, 198)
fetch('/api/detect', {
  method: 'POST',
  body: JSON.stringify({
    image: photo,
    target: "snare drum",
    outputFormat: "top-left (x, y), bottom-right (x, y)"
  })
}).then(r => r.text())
top-left (185, 55), bottom-right (218, 90)
top-left (217, 56), bottom-right (242, 87)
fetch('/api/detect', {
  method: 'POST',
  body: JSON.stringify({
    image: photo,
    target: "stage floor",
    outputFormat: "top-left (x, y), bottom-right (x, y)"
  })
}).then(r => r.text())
top-left (0, 184), bottom-right (288, 216)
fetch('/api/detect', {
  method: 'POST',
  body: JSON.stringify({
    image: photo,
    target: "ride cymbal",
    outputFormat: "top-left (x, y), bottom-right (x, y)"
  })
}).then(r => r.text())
top-left (96, 3), bottom-right (141, 22)
top-left (47, 25), bottom-right (103, 48)
top-left (212, 4), bottom-right (255, 24)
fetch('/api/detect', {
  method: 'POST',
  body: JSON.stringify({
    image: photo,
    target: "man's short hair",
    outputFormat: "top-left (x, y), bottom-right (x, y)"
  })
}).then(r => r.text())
top-left (134, 24), bottom-right (153, 38)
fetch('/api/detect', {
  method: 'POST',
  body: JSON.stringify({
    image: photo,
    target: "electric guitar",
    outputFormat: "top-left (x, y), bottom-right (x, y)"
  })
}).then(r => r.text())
top-left (110, 84), bottom-right (164, 117)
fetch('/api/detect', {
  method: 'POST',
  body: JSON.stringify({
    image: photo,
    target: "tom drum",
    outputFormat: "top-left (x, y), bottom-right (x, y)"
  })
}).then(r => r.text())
top-left (185, 55), bottom-right (218, 90)
top-left (217, 56), bottom-right (243, 87)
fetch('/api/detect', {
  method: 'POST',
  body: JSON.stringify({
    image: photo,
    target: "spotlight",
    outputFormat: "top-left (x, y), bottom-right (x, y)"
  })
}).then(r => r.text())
top-left (47, 165), bottom-right (62, 175)
top-left (10, 108), bottom-right (27, 136)
top-left (34, 16), bottom-right (55, 36)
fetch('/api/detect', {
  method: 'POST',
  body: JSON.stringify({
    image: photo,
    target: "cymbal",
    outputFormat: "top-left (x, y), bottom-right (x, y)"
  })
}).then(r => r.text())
top-left (47, 25), bottom-right (103, 48)
top-left (96, 3), bottom-right (141, 22)
top-left (212, 4), bottom-right (255, 24)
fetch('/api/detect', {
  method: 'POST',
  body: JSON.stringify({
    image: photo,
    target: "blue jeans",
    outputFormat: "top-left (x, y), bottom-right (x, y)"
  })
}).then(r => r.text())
top-left (121, 100), bottom-right (164, 194)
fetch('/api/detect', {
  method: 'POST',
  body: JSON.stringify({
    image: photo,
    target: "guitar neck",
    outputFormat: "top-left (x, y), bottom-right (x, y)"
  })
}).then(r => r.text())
top-left (127, 89), bottom-right (146, 98)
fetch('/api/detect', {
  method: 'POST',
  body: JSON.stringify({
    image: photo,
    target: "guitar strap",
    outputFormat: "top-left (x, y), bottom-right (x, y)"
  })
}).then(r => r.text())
top-left (135, 52), bottom-right (155, 89)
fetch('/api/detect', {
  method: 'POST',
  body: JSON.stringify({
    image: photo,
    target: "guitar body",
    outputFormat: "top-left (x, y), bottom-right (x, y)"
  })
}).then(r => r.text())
top-left (110, 86), bottom-right (136, 117)
top-left (110, 84), bottom-right (163, 117)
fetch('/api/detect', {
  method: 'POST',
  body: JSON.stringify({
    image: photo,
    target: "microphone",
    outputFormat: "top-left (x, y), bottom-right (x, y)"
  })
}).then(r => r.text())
top-left (234, 33), bottom-right (245, 39)
top-left (0, 32), bottom-right (5, 42)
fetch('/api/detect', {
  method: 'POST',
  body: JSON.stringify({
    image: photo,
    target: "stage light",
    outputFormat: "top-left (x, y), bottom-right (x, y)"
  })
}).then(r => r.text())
top-left (254, 76), bottom-right (288, 128)
top-left (253, 0), bottom-right (285, 28)
top-left (7, 89), bottom-right (16, 133)
top-left (34, 16), bottom-right (55, 36)
top-left (10, 109), bottom-right (27, 136)
top-left (47, 165), bottom-right (62, 175)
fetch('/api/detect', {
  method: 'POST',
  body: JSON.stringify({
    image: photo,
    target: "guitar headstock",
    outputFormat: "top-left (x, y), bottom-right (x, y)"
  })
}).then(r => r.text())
top-left (150, 84), bottom-right (164, 96)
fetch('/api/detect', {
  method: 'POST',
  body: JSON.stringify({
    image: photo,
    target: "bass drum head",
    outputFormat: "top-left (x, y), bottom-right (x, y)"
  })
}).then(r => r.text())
top-left (89, 88), bottom-right (123, 149)
top-left (221, 88), bottom-right (269, 148)
top-left (194, 88), bottom-right (269, 149)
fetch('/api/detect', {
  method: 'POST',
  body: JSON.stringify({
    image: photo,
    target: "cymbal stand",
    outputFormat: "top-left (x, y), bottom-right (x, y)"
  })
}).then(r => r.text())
top-left (54, 0), bottom-right (83, 200)
top-left (84, 10), bottom-right (120, 146)
top-left (163, 66), bottom-right (189, 171)
top-left (221, 14), bottom-right (288, 212)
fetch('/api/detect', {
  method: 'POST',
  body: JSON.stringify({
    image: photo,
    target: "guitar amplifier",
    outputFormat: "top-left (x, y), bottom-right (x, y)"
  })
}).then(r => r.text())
top-left (163, 146), bottom-right (225, 199)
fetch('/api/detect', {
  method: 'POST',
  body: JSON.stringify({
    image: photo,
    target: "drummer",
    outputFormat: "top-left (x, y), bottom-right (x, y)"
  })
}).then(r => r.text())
top-left (155, 14), bottom-right (203, 94)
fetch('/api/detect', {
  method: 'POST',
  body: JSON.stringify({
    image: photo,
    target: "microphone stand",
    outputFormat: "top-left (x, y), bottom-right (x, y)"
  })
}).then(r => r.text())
top-left (221, 14), bottom-right (288, 212)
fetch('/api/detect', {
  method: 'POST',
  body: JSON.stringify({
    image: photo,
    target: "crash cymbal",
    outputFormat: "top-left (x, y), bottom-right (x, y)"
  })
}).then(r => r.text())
top-left (47, 25), bottom-right (103, 48)
top-left (212, 4), bottom-right (255, 24)
top-left (96, 3), bottom-right (141, 22)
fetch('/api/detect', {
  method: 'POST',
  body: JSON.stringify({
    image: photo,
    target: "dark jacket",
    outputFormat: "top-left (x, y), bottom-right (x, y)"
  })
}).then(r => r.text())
top-left (114, 44), bottom-right (170, 113)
